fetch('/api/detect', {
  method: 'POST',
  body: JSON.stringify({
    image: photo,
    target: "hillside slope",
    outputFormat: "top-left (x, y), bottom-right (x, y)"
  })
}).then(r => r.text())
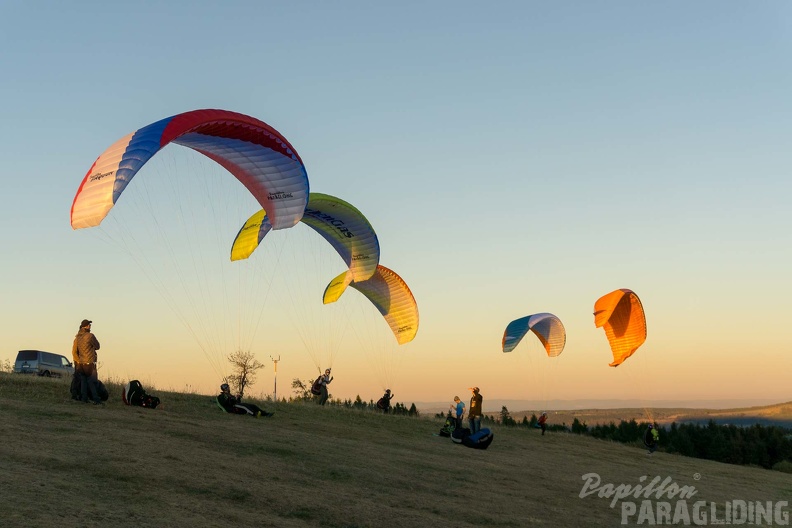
top-left (0, 373), bottom-right (789, 527)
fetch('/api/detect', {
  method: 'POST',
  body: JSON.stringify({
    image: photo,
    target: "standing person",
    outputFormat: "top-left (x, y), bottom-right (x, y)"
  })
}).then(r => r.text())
top-left (644, 423), bottom-right (660, 455)
top-left (450, 396), bottom-right (465, 429)
top-left (216, 383), bottom-right (273, 417)
top-left (69, 335), bottom-right (82, 401)
top-left (538, 411), bottom-right (548, 435)
top-left (378, 389), bottom-right (394, 414)
top-left (468, 387), bottom-right (483, 433)
top-left (318, 368), bottom-right (333, 406)
top-left (73, 319), bottom-right (102, 405)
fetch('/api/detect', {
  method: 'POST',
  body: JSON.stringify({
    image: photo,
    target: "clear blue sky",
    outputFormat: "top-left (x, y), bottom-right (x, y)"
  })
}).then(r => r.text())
top-left (2, 2), bottom-right (791, 407)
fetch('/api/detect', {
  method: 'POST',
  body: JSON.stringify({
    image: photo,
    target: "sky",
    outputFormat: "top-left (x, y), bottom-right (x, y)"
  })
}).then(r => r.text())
top-left (1, 1), bottom-right (791, 409)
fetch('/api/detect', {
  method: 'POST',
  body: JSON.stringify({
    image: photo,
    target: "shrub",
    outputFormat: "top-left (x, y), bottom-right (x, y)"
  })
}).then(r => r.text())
top-left (772, 460), bottom-right (792, 474)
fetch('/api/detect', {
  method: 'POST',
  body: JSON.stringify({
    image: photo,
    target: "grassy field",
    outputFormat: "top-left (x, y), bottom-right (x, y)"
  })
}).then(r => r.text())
top-left (1, 373), bottom-right (790, 528)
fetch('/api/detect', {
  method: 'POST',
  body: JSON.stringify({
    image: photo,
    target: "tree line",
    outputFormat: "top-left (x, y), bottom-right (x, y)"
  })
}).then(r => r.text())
top-left (458, 406), bottom-right (792, 473)
top-left (291, 377), bottom-right (420, 416)
top-left (583, 418), bottom-right (792, 472)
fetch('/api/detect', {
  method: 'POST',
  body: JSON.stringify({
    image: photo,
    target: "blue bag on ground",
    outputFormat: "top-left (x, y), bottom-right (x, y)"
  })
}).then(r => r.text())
top-left (462, 428), bottom-right (494, 450)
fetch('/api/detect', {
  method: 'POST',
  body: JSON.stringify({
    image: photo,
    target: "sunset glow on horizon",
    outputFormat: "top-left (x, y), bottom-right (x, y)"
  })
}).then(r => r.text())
top-left (2, 2), bottom-right (790, 410)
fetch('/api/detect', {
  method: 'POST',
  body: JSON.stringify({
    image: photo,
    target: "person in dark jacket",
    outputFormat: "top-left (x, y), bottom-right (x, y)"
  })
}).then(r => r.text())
top-left (468, 387), bottom-right (483, 433)
top-left (317, 368), bottom-right (333, 406)
top-left (73, 319), bottom-right (102, 405)
top-left (378, 389), bottom-right (394, 414)
top-left (216, 383), bottom-right (273, 417)
top-left (644, 424), bottom-right (660, 454)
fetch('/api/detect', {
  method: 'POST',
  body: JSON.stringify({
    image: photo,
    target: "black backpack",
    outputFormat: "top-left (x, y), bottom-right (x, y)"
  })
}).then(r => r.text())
top-left (310, 376), bottom-right (322, 396)
top-left (439, 412), bottom-right (455, 437)
top-left (123, 380), bottom-right (161, 409)
top-left (451, 427), bottom-right (472, 444)
top-left (70, 376), bottom-right (109, 402)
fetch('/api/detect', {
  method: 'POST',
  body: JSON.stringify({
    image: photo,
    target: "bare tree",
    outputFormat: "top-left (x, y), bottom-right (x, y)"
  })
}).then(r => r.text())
top-left (291, 378), bottom-right (314, 401)
top-left (0, 358), bottom-right (12, 373)
top-left (225, 350), bottom-right (264, 398)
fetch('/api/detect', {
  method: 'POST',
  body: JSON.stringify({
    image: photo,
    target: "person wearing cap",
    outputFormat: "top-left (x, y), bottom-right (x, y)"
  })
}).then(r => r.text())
top-left (377, 389), bottom-right (394, 414)
top-left (73, 319), bottom-right (102, 405)
top-left (468, 387), bottom-right (483, 434)
top-left (450, 396), bottom-right (465, 429)
top-left (317, 368), bottom-right (333, 406)
top-left (216, 383), bottom-right (273, 418)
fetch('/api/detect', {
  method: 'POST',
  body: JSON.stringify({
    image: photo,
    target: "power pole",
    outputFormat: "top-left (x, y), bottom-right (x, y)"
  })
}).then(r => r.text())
top-left (270, 355), bottom-right (281, 402)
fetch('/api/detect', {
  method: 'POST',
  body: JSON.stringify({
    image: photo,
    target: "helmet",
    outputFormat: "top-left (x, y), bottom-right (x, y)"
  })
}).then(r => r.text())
top-left (220, 383), bottom-right (230, 391)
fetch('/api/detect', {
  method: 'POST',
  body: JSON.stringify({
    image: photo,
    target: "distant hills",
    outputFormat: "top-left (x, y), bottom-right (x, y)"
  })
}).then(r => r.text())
top-left (416, 399), bottom-right (792, 428)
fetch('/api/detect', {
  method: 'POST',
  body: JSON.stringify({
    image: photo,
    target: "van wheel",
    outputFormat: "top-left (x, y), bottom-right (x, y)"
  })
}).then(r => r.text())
top-left (41, 370), bottom-right (51, 377)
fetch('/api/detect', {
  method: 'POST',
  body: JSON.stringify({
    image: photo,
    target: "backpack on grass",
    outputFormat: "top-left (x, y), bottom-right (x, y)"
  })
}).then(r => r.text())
top-left (438, 412), bottom-right (456, 437)
top-left (122, 379), bottom-right (161, 409)
top-left (462, 428), bottom-right (494, 450)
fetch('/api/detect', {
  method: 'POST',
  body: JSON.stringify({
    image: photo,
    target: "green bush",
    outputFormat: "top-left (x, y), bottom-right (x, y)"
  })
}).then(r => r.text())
top-left (772, 460), bottom-right (792, 474)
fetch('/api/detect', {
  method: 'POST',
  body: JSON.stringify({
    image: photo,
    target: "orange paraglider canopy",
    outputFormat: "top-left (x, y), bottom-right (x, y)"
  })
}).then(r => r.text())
top-left (593, 288), bottom-right (646, 367)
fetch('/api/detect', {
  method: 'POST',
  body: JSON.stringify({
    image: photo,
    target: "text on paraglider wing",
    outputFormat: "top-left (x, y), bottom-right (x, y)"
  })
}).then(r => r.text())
top-left (90, 171), bottom-right (115, 182)
top-left (268, 191), bottom-right (294, 200)
top-left (304, 208), bottom-right (357, 238)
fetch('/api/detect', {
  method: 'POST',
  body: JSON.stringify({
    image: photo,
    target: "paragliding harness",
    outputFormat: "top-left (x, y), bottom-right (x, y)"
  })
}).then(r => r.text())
top-left (70, 374), bottom-right (109, 402)
top-left (122, 380), bottom-right (161, 409)
top-left (216, 394), bottom-right (238, 414)
top-left (310, 375), bottom-right (322, 396)
top-left (644, 426), bottom-right (659, 452)
top-left (451, 426), bottom-right (494, 450)
top-left (376, 397), bottom-right (387, 410)
top-left (438, 411), bottom-right (456, 437)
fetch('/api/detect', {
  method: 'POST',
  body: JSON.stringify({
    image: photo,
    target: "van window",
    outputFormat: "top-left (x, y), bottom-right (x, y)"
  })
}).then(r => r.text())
top-left (61, 357), bottom-right (71, 367)
top-left (16, 350), bottom-right (38, 361)
top-left (42, 352), bottom-right (58, 364)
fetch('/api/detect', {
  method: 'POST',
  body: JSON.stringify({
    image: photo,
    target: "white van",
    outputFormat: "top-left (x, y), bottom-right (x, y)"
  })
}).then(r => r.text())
top-left (13, 350), bottom-right (74, 378)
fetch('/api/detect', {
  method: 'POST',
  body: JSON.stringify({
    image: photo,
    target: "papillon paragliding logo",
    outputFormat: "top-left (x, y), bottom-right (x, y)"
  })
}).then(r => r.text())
top-left (579, 473), bottom-right (789, 526)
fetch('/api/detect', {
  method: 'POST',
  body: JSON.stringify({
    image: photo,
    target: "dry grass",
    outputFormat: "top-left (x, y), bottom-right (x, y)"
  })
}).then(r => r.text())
top-left (0, 373), bottom-right (790, 527)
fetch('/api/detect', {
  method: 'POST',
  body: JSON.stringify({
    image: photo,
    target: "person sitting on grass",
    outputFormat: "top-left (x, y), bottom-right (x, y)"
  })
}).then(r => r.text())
top-left (216, 383), bottom-right (273, 418)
